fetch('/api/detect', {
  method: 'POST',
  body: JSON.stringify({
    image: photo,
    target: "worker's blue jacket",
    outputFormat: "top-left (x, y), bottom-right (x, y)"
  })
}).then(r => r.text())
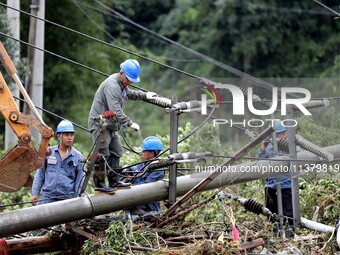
top-left (257, 143), bottom-right (291, 189)
top-left (130, 162), bottom-right (164, 213)
top-left (32, 144), bottom-right (85, 204)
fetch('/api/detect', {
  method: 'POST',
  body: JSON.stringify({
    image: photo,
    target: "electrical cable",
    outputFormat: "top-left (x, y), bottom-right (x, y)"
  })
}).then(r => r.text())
top-left (1, 2), bottom-right (339, 191)
top-left (2, 2), bottom-right (339, 101)
top-left (126, 104), bottom-right (216, 181)
top-left (0, 2), bottom-right (196, 79)
top-left (72, 0), bottom-right (201, 63)
top-left (92, 0), bottom-right (278, 92)
top-left (1, 3), bottom-right (338, 234)
top-left (1, 1), bottom-right (289, 92)
top-left (0, 32), bottom-right (109, 77)
top-left (224, 0), bottom-right (337, 16)
top-left (119, 128), bottom-right (141, 156)
top-left (313, 0), bottom-right (340, 17)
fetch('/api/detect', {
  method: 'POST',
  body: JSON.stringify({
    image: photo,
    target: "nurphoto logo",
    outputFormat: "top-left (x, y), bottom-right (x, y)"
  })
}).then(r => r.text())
top-left (200, 83), bottom-right (312, 128)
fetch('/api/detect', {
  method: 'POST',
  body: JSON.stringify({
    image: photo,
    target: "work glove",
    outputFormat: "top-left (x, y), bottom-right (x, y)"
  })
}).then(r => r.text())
top-left (130, 122), bottom-right (140, 131)
top-left (146, 91), bottom-right (158, 99)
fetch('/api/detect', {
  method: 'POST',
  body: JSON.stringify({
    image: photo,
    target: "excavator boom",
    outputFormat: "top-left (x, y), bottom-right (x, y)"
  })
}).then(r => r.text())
top-left (0, 41), bottom-right (53, 192)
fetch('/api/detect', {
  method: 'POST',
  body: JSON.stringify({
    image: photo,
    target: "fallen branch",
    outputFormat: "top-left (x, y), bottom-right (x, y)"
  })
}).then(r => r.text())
top-left (165, 234), bottom-right (205, 242)
top-left (155, 195), bottom-right (216, 228)
top-left (124, 244), bottom-right (158, 252)
top-left (240, 238), bottom-right (265, 250)
top-left (65, 224), bottom-right (99, 241)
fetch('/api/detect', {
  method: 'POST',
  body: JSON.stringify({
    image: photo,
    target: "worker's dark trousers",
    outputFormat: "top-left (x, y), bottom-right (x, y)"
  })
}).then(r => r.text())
top-left (107, 155), bottom-right (120, 187)
top-left (265, 187), bottom-right (294, 226)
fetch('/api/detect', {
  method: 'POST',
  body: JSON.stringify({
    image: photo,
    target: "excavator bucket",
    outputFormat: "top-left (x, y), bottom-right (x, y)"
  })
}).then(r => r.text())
top-left (0, 144), bottom-right (36, 192)
top-left (0, 42), bottom-right (53, 192)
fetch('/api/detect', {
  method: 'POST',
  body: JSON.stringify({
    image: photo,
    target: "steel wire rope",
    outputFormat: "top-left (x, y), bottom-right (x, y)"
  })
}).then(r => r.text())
top-left (72, 0), bottom-right (201, 63)
top-left (0, 32), bottom-right (210, 157)
top-left (92, 0), bottom-right (278, 92)
top-left (0, 32), bottom-right (110, 77)
top-left (0, 33), bottom-right (159, 157)
top-left (1, 1), bottom-right (286, 93)
top-left (1, 5), bottom-right (338, 187)
top-left (2, 9), bottom-right (337, 105)
top-left (17, 83), bottom-right (339, 165)
top-left (3, 2), bottom-right (337, 103)
top-left (223, 0), bottom-right (338, 16)
top-left (0, 2), bottom-right (196, 79)
top-left (313, 0), bottom-right (340, 17)
top-left (10, 94), bottom-right (160, 172)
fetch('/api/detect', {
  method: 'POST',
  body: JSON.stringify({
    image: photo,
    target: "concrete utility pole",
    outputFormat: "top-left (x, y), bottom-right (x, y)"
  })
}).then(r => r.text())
top-left (4, 0), bottom-right (20, 151)
top-left (0, 144), bottom-right (339, 237)
top-left (26, 0), bottom-right (45, 143)
top-left (286, 105), bottom-right (301, 227)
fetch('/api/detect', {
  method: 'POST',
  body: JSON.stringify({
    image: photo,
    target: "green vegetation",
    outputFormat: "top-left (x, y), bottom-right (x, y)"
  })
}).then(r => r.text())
top-left (0, 1), bottom-right (339, 254)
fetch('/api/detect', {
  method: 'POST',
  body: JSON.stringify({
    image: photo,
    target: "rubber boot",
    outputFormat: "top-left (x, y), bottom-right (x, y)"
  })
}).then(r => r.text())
top-left (285, 225), bottom-right (295, 239)
top-left (93, 159), bottom-right (115, 194)
top-left (273, 222), bottom-right (282, 237)
top-left (107, 156), bottom-right (131, 189)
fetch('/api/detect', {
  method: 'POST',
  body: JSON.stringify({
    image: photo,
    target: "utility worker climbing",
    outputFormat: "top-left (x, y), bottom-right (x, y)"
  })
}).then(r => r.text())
top-left (88, 59), bottom-right (158, 193)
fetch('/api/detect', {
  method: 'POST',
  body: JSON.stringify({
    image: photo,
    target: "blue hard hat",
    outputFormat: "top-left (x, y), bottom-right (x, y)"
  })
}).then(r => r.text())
top-left (142, 136), bottom-right (163, 151)
top-left (274, 122), bottom-right (286, 133)
top-left (56, 120), bottom-right (76, 133)
top-left (120, 59), bottom-right (141, 83)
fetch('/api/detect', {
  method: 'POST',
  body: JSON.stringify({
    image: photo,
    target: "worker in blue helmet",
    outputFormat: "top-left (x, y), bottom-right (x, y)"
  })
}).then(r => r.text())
top-left (88, 59), bottom-right (159, 193)
top-left (126, 136), bottom-right (164, 220)
top-left (257, 121), bottom-right (294, 238)
top-left (31, 120), bottom-right (85, 205)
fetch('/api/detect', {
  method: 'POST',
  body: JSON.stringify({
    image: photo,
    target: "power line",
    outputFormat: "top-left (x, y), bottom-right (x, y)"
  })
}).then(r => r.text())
top-left (313, 0), bottom-right (340, 17)
top-left (0, 2), bottom-right (197, 79)
top-left (0, 32), bottom-right (109, 77)
top-left (225, 0), bottom-right (338, 16)
top-left (72, 0), bottom-right (200, 63)
top-left (0, 1), bottom-right (281, 92)
top-left (92, 0), bottom-right (278, 91)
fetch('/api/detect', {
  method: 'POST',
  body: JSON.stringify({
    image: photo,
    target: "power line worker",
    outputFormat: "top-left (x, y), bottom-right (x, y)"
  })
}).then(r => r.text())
top-left (257, 122), bottom-right (294, 238)
top-left (31, 120), bottom-right (85, 205)
top-left (126, 136), bottom-right (164, 220)
top-left (88, 59), bottom-right (158, 193)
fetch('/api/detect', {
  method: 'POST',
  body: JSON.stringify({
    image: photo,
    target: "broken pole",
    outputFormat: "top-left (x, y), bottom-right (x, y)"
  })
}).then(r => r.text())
top-left (0, 144), bottom-right (339, 237)
top-left (161, 126), bottom-right (274, 218)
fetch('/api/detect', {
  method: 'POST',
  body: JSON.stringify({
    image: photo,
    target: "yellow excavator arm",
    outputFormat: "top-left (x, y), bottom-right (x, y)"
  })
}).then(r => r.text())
top-left (0, 42), bottom-right (53, 192)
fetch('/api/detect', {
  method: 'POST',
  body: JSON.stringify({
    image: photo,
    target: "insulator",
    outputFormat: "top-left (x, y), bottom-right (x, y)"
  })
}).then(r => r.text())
top-left (239, 86), bottom-right (247, 95)
top-left (243, 198), bottom-right (265, 215)
top-left (169, 152), bottom-right (213, 160)
top-left (293, 99), bottom-right (329, 111)
top-left (245, 129), bottom-right (258, 141)
top-left (143, 96), bottom-right (172, 108)
top-left (295, 134), bottom-right (334, 161)
top-left (277, 138), bottom-right (290, 153)
top-left (147, 159), bottom-right (173, 170)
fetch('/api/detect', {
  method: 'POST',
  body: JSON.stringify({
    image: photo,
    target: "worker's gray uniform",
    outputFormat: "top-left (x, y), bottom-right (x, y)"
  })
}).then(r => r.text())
top-left (88, 73), bottom-right (146, 158)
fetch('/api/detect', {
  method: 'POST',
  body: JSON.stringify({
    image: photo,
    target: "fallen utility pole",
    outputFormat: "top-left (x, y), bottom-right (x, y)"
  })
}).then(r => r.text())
top-left (0, 144), bottom-right (339, 237)
top-left (161, 126), bottom-right (274, 218)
